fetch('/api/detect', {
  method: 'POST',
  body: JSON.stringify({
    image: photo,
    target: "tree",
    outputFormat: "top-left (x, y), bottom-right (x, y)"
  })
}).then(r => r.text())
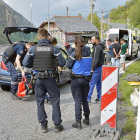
top-left (109, 8), bottom-right (118, 20)
top-left (129, 1), bottom-right (140, 26)
top-left (87, 13), bottom-right (101, 29)
top-left (78, 13), bottom-right (82, 16)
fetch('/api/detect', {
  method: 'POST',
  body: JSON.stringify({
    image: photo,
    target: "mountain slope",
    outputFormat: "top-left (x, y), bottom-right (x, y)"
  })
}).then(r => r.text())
top-left (0, 0), bottom-right (33, 45)
top-left (0, 0), bottom-right (32, 27)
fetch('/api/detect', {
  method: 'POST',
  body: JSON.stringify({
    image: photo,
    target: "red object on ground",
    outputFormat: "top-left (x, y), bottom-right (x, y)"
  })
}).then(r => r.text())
top-left (17, 77), bottom-right (27, 97)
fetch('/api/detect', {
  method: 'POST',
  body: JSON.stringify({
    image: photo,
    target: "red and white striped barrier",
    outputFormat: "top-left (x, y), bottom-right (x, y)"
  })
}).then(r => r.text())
top-left (100, 66), bottom-right (119, 132)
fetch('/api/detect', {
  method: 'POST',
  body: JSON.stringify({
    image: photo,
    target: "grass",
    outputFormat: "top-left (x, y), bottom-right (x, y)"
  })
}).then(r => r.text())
top-left (122, 109), bottom-right (136, 140)
top-left (119, 60), bottom-right (140, 105)
top-left (119, 60), bottom-right (140, 139)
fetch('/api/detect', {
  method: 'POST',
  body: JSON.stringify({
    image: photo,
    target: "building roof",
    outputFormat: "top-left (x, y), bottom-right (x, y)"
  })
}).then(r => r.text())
top-left (39, 16), bottom-right (99, 33)
top-left (109, 23), bottom-right (127, 29)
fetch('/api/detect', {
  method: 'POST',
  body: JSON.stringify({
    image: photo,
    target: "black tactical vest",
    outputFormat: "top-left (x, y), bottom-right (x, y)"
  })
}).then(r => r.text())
top-left (33, 43), bottom-right (57, 72)
top-left (5, 42), bottom-right (26, 63)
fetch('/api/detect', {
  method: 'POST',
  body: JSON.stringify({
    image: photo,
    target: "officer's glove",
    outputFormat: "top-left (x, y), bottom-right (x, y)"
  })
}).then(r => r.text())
top-left (60, 71), bottom-right (63, 77)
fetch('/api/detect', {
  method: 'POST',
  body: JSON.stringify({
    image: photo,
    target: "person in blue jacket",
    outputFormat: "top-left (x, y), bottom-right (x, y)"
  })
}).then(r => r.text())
top-left (67, 36), bottom-right (92, 130)
top-left (22, 28), bottom-right (66, 133)
top-left (2, 42), bottom-right (34, 99)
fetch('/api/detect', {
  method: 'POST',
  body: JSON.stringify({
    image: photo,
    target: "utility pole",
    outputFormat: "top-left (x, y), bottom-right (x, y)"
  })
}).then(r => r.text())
top-left (91, 0), bottom-right (93, 23)
top-left (67, 7), bottom-right (68, 16)
top-left (101, 9), bottom-right (103, 39)
top-left (30, 3), bottom-right (32, 26)
top-left (108, 11), bottom-right (109, 30)
top-left (48, 0), bottom-right (49, 33)
top-left (30, 3), bottom-right (33, 41)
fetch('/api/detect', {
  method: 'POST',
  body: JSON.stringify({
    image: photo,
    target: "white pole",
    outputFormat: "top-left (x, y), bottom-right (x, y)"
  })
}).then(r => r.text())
top-left (91, 0), bottom-right (93, 23)
top-left (101, 9), bottom-right (103, 39)
top-left (30, 3), bottom-right (32, 25)
top-left (30, 3), bottom-right (33, 41)
top-left (48, 0), bottom-right (49, 33)
top-left (136, 91), bottom-right (140, 140)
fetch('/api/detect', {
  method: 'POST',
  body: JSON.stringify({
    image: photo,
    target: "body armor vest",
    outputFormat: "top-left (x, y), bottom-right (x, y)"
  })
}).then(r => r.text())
top-left (5, 42), bottom-right (26, 63)
top-left (33, 43), bottom-right (57, 72)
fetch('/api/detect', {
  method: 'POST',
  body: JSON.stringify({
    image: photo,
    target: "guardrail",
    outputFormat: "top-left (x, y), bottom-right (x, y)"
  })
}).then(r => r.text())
top-left (136, 88), bottom-right (140, 140)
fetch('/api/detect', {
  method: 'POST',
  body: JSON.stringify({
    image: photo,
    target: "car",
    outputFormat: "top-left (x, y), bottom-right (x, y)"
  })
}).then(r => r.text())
top-left (0, 26), bottom-right (71, 92)
top-left (100, 38), bottom-right (106, 46)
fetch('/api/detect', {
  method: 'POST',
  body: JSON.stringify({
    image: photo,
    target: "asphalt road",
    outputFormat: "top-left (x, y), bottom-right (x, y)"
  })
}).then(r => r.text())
top-left (0, 46), bottom-right (139, 140)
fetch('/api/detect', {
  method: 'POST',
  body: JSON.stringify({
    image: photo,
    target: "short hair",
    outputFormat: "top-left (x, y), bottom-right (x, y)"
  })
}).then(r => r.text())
top-left (120, 38), bottom-right (125, 42)
top-left (114, 37), bottom-right (118, 42)
top-left (51, 37), bottom-right (58, 45)
top-left (108, 39), bottom-right (111, 42)
top-left (93, 36), bottom-right (100, 41)
top-left (38, 28), bottom-right (48, 38)
top-left (26, 42), bottom-right (34, 46)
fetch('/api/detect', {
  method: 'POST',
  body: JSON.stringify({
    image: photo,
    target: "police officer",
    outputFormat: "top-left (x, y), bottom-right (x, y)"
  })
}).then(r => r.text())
top-left (87, 36), bottom-right (105, 103)
top-left (67, 36), bottom-right (92, 130)
top-left (2, 42), bottom-right (34, 99)
top-left (22, 28), bottom-right (66, 133)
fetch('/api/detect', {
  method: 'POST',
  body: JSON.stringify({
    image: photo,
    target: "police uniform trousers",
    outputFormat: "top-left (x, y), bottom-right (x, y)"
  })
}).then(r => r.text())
top-left (87, 66), bottom-right (102, 101)
top-left (35, 77), bottom-right (62, 126)
top-left (71, 77), bottom-right (90, 121)
top-left (5, 61), bottom-right (18, 93)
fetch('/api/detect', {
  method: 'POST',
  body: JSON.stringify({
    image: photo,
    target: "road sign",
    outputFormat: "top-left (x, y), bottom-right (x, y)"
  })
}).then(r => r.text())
top-left (100, 66), bottom-right (119, 133)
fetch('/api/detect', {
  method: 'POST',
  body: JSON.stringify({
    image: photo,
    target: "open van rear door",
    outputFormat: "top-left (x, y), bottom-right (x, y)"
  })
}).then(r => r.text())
top-left (128, 29), bottom-right (132, 57)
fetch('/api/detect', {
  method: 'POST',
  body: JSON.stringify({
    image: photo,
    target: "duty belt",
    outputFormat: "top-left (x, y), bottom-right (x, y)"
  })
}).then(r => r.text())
top-left (36, 71), bottom-right (58, 79)
top-left (71, 72), bottom-right (92, 81)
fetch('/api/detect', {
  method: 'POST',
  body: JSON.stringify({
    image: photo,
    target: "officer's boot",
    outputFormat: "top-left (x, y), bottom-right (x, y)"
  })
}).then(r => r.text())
top-left (41, 123), bottom-right (48, 133)
top-left (83, 115), bottom-right (89, 125)
top-left (72, 120), bottom-right (82, 130)
top-left (55, 124), bottom-right (63, 133)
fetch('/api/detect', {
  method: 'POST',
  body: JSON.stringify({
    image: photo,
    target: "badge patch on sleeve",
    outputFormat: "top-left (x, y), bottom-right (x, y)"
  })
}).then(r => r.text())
top-left (20, 50), bottom-right (24, 54)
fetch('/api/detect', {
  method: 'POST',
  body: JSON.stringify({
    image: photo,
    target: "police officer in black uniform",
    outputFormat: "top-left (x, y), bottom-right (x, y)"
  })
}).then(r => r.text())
top-left (67, 36), bottom-right (92, 130)
top-left (22, 28), bottom-right (66, 133)
top-left (2, 42), bottom-right (34, 99)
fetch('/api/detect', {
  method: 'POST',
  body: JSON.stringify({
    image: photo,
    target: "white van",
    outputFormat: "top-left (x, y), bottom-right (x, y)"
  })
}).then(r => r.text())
top-left (106, 28), bottom-right (138, 59)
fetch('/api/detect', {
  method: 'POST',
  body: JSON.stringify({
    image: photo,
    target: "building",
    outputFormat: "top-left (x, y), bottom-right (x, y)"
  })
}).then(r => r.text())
top-left (39, 15), bottom-right (99, 47)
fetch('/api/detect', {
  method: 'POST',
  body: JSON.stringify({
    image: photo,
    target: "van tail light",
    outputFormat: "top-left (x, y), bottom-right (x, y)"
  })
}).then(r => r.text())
top-left (1, 61), bottom-right (8, 70)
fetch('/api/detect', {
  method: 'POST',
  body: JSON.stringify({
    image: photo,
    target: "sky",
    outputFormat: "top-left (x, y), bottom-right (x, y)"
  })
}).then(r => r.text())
top-left (3, 0), bottom-right (127, 27)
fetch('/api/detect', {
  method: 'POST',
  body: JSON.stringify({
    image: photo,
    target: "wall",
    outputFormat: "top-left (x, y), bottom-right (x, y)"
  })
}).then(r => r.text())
top-left (43, 23), bottom-right (66, 48)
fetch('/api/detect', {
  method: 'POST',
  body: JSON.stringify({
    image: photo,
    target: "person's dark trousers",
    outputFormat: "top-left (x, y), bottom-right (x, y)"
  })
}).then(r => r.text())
top-left (35, 77), bottom-right (62, 126)
top-left (4, 61), bottom-right (18, 93)
top-left (71, 77), bottom-right (90, 121)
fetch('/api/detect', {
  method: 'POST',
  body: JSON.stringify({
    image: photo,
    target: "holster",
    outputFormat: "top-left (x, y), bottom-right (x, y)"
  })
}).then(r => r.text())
top-left (85, 75), bottom-right (92, 82)
top-left (36, 72), bottom-right (50, 79)
top-left (2, 55), bottom-right (9, 64)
